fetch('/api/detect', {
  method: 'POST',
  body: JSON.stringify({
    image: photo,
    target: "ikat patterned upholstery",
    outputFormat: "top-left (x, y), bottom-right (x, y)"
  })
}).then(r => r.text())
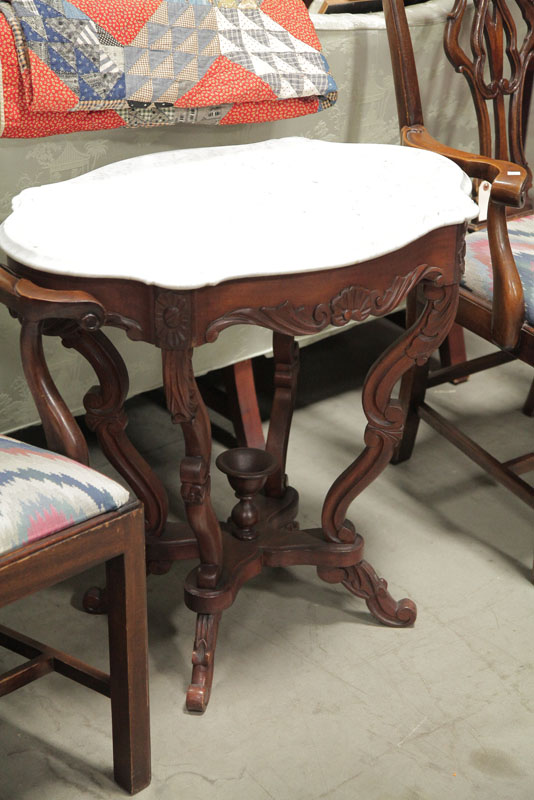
top-left (0, 0), bottom-right (337, 137)
top-left (0, 435), bottom-right (131, 555)
top-left (462, 214), bottom-right (534, 326)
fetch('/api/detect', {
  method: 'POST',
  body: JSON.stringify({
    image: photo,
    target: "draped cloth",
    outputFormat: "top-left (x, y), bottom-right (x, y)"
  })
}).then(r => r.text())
top-left (0, 0), bottom-right (337, 137)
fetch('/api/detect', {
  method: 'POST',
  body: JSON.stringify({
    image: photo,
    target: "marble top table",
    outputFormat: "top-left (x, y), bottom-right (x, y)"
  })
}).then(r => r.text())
top-left (0, 138), bottom-right (477, 710)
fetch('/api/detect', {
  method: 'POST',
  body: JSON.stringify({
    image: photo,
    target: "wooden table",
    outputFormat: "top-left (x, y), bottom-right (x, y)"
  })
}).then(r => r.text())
top-left (0, 216), bottom-right (465, 711)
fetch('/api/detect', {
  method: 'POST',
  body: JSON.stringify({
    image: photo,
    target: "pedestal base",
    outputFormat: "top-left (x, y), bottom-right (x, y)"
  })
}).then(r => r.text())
top-left (179, 486), bottom-right (415, 712)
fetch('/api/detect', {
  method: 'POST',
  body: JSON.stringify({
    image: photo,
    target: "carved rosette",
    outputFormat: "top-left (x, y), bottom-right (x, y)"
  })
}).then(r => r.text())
top-left (155, 290), bottom-right (191, 349)
top-left (205, 264), bottom-right (444, 341)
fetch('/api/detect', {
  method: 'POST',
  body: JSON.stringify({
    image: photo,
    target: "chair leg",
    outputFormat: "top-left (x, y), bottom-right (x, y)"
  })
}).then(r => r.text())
top-left (523, 377), bottom-right (534, 417)
top-left (223, 359), bottom-right (265, 449)
top-left (392, 289), bottom-right (430, 464)
top-left (391, 360), bottom-right (430, 464)
top-left (106, 520), bottom-right (150, 795)
top-left (438, 323), bottom-right (469, 384)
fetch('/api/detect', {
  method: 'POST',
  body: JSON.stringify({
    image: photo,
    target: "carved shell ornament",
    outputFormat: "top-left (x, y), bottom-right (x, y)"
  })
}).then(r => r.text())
top-left (206, 264), bottom-right (445, 341)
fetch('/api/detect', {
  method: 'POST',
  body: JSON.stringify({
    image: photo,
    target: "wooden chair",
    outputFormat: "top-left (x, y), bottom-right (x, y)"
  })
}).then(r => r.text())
top-left (384, 0), bottom-right (534, 511)
top-left (0, 433), bottom-right (150, 793)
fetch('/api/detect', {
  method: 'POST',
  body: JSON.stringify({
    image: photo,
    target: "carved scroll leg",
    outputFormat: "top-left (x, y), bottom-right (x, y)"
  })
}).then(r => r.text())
top-left (163, 349), bottom-right (225, 710)
top-left (163, 348), bottom-right (223, 588)
top-left (60, 325), bottom-right (169, 537)
top-left (320, 279), bottom-right (460, 627)
top-left (320, 442), bottom-right (416, 629)
top-left (186, 613), bottom-right (221, 713)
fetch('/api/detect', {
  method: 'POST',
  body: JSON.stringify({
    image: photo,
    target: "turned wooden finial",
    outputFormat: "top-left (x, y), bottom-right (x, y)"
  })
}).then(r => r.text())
top-left (216, 447), bottom-right (278, 540)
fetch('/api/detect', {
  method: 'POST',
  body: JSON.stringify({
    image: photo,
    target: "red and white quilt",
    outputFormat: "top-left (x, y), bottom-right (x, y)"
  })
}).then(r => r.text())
top-left (0, 0), bottom-right (337, 137)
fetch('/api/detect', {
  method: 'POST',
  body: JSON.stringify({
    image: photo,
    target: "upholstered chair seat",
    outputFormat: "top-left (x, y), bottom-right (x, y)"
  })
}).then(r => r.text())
top-left (0, 434), bottom-right (149, 793)
top-left (0, 434), bottom-right (130, 556)
top-left (462, 215), bottom-right (534, 326)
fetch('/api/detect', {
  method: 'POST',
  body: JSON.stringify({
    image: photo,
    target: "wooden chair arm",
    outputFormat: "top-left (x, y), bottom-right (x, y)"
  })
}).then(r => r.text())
top-left (0, 265), bottom-right (105, 329)
top-left (485, 203), bottom-right (525, 349)
top-left (402, 125), bottom-right (528, 208)
top-left (401, 126), bottom-right (526, 349)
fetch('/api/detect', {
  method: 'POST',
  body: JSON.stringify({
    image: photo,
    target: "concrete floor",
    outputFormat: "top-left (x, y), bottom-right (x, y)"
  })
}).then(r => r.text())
top-left (1, 322), bottom-right (533, 800)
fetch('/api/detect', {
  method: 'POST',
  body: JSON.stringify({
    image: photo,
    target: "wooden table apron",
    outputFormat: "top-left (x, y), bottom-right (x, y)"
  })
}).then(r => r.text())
top-left (6, 221), bottom-right (464, 710)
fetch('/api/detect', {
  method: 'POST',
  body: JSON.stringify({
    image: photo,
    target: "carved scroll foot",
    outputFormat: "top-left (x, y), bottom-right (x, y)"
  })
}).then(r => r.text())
top-left (186, 613), bottom-right (221, 713)
top-left (82, 586), bottom-right (108, 615)
top-left (317, 562), bottom-right (416, 628)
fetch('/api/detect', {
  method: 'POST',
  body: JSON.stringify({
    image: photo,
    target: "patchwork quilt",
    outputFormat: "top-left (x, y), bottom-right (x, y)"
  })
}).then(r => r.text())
top-left (0, 0), bottom-right (337, 137)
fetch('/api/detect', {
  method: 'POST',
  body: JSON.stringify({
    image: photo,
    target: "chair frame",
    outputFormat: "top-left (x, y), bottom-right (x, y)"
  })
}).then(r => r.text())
top-left (0, 491), bottom-right (150, 792)
top-left (383, 0), bottom-right (534, 511)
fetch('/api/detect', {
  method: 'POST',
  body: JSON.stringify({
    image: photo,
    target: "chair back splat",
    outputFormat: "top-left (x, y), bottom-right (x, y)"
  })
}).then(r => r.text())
top-left (384, 0), bottom-right (531, 349)
top-left (444, 0), bottom-right (534, 198)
